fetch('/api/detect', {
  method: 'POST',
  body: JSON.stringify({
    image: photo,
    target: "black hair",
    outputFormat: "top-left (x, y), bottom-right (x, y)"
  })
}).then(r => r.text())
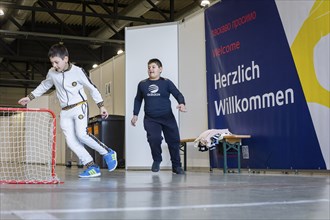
top-left (48, 44), bottom-right (69, 59)
top-left (148, 58), bottom-right (162, 67)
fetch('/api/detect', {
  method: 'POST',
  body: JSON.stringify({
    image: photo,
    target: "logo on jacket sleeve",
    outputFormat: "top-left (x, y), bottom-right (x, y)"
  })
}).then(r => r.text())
top-left (148, 84), bottom-right (160, 96)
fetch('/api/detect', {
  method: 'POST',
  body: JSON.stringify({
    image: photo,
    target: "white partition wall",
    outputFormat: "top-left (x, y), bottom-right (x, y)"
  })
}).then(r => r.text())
top-left (99, 59), bottom-right (114, 114)
top-left (125, 22), bottom-right (179, 169)
top-left (88, 53), bottom-right (125, 117)
top-left (178, 11), bottom-right (209, 167)
top-left (113, 54), bottom-right (126, 115)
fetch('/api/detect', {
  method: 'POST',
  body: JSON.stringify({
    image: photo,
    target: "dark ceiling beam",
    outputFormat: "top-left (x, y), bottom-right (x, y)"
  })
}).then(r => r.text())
top-left (29, 62), bottom-right (48, 78)
top-left (114, 0), bottom-right (119, 14)
top-left (0, 40), bottom-right (43, 80)
top-left (8, 71), bottom-right (20, 80)
top-left (91, 0), bottom-right (125, 40)
top-left (38, 0), bottom-right (127, 7)
top-left (7, 16), bottom-right (25, 31)
top-left (0, 39), bottom-right (17, 56)
top-left (37, 0), bottom-right (79, 36)
top-left (94, 0), bottom-right (114, 16)
top-left (1, 4), bottom-right (165, 24)
top-left (31, 9), bottom-right (36, 31)
top-left (0, 60), bottom-right (45, 79)
top-left (0, 78), bottom-right (43, 88)
top-left (169, 0), bottom-right (174, 21)
top-left (0, 29), bottom-right (124, 45)
top-left (6, 62), bottom-right (30, 79)
top-left (0, 54), bottom-right (98, 65)
top-left (85, 4), bottom-right (121, 38)
top-left (81, 1), bottom-right (86, 36)
top-left (0, 63), bottom-right (20, 79)
top-left (49, 0), bottom-right (57, 8)
top-left (146, 0), bottom-right (170, 21)
top-left (174, 1), bottom-right (201, 20)
top-left (0, 84), bottom-right (37, 89)
top-left (36, 1), bottom-right (103, 62)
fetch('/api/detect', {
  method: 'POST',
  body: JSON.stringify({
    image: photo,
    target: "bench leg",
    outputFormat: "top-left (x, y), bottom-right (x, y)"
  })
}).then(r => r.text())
top-left (183, 142), bottom-right (187, 171)
top-left (223, 142), bottom-right (227, 174)
top-left (237, 143), bottom-right (241, 173)
top-left (179, 142), bottom-right (187, 171)
top-left (223, 142), bottom-right (241, 174)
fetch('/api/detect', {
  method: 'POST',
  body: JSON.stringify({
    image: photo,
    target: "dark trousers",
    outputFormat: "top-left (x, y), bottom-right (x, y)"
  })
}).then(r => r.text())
top-left (143, 113), bottom-right (181, 168)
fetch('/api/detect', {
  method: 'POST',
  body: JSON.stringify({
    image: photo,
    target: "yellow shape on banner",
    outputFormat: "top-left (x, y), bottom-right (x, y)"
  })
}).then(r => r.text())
top-left (291, 0), bottom-right (330, 108)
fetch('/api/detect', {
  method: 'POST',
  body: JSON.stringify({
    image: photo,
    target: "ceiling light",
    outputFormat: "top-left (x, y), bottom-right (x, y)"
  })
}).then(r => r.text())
top-left (0, 9), bottom-right (4, 16)
top-left (201, 0), bottom-right (210, 7)
top-left (92, 64), bottom-right (98, 69)
top-left (117, 49), bottom-right (124, 55)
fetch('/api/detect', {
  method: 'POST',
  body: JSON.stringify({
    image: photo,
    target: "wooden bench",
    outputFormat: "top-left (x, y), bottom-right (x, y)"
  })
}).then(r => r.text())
top-left (179, 138), bottom-right (196, 171)
top-left (180, 135), bottom-right (251, 173)
top-left (221, 135), bottom-right (251, 173)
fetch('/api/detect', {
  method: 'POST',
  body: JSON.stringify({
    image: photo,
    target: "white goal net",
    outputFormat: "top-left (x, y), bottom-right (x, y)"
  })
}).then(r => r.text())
top-left (0, 108), bottom-right (60, 184)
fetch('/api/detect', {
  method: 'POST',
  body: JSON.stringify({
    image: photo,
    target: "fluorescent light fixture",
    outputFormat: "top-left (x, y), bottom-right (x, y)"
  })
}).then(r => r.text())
top-left (117, 49), bottom-right (124, 55)
top-left (201, 0), bottom-right (210, 7)
top-left (0, 9), bottom-right (4, 16)
top-left (92, 64), bottom-right (98, 69)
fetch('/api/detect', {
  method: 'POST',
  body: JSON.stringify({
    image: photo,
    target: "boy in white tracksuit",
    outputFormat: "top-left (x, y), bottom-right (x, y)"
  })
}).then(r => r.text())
top-left (18, 44), bottom-right (117, 178)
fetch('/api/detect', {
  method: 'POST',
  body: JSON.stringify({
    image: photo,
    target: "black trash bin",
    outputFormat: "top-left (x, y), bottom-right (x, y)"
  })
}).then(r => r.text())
top-left (88, 115), bottom-right (125, 168)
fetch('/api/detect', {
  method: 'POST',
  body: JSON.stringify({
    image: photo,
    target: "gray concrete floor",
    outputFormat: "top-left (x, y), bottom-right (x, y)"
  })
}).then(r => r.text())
top-left (0, 166), bottom-right (329, 220)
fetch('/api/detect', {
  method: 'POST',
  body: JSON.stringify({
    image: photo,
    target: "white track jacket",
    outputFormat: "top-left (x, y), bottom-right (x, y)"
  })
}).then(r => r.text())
top-left (31, 64), bottom-right (103, 108)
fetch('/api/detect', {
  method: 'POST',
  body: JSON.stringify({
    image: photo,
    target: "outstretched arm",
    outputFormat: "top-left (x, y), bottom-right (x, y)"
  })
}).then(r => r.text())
top-left (168, 79), bottom-right (186, 112)
top-left (131, 82), bottom-right (143, 126)
top-left (131, 115), bottom-right (138, 126)
top-left (100, 106), bottom-right (109, 119)
top-left (176, 104), bottom-right (187, 112)
top-left (18, 97), bottom-right (31, 106)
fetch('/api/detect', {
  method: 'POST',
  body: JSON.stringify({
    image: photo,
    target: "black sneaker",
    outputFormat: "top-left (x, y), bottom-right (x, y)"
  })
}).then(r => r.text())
top-left (151, 161), bottom-right (160, 172)
top-left (172, 167), bottom-right (185, 174)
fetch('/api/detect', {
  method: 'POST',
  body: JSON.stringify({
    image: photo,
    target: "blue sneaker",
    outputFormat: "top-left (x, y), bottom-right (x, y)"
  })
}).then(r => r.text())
top-left (103, 150), bottom-right (118, 172)
top-left (78, 165), bottom-right (101, 178)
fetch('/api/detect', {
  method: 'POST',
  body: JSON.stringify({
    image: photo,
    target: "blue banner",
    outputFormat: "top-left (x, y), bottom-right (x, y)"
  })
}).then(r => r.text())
top-left (205, 0), bottom-right (326, 169)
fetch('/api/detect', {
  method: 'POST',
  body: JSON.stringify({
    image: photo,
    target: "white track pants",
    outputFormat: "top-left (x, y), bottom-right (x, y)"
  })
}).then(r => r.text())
top-left (60, 103), bottom-right (108, 165)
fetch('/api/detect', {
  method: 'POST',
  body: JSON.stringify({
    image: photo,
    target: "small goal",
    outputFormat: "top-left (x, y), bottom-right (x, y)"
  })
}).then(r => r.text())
top-left (0, 107), bottom-right (60, 184)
